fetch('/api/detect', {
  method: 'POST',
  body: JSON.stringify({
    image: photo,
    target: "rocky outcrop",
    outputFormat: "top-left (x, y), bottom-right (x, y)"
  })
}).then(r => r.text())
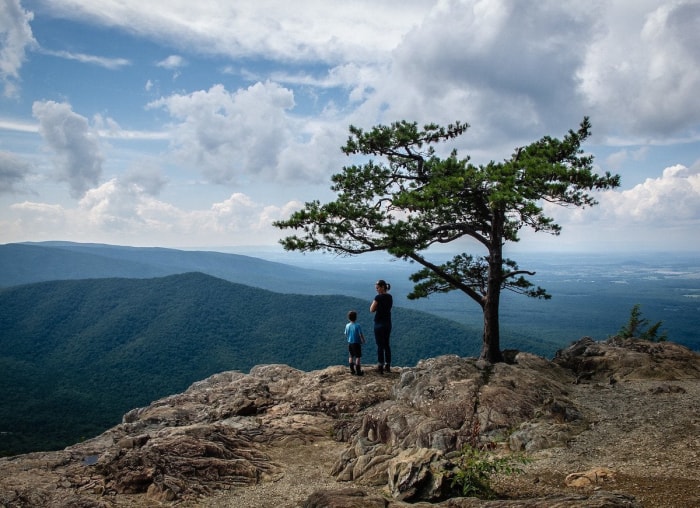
top-left (330, 353), bottom-right (584, 501)
top-left (552, 336), bottom-right (700, 382)
top-left (0, 338), bottom-right (698, 507)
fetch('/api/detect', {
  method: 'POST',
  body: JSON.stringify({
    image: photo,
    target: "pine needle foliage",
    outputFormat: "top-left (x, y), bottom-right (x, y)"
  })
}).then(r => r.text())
top-left (617, 304), bottom-right (667, 342)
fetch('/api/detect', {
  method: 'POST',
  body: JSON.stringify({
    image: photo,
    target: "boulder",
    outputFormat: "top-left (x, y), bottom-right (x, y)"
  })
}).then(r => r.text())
top-left (564, 467), bottom-right (616, 488)
top-left (553, 337), bottom-right (700, 382)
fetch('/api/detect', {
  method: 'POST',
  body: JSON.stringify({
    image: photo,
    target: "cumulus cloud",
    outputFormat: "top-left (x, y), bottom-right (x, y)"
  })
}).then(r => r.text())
top-left (25, 1), bottom-right (700, 148)
top-left (0, 150), bottom-right (33, 194)
top-left (149, 82), bottom-right (339, 184)
top-left (601, 164), bottom-right (700, 224)
top-left (32, 101), bottom-right (104, 198)
top-left (579, 1), bottom-right (700, 138)
top-left (208, 192), bottom-right (296, 235)
top-left (78, 178), bottom-right (176, 232)
top-left (3, 201), bottom-right (68, 241)
top-left (0, 0), bottom-right (38, 97)
top-left (122, 164), bottom-right (168, 196)
top-left (336, 0), bottom-right (700, 153)
top-left (26, 1), bottom-right (700, 152)
top-left (149, 81), bottom-right (338, 183)
top-left (541, 164), bottom-right (700, 233)
top-left (512, 163), bottom-right (700, 252)
top-left (4, 184), bottom-right (163, 242)
top-left (384, 0), bottom-right (596, 140)
top-left (8, 186), bottom-right (297, 247)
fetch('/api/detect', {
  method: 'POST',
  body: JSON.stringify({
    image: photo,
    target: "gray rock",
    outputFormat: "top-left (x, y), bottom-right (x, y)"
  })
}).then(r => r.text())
top-left (0, 338), bottom-right (697, 507)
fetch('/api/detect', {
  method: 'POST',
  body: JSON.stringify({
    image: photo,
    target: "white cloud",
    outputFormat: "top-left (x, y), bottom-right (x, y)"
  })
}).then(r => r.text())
top-left (4, 201), bottom-right (68, 240)
top-left (542, 164), bottom-right (700, 231)
top-left (32, 100), bottom-right (104, 198)
top-left (39, 48), bottom-right (131, 69)
top-left (357, 0), bottom-right (597, 151)
top-left (0, 117), bottom-right (38, 133)
top-left (326, 0), bottom-right (700, 153)
top-left (148, 82), bottom-right (290, 182)
top-left (148, 81), bottom-right (344, 184)
top-left (0, 150), bottom-right (33, 194)
top-left (0, 0), bottom-right (38, 97)
top-left (156, 54), bottom-right (185, 79)
top-left (605, 146), bottom-right (649, 170)
top-left (23, 1), bottom-right (700, 154)
top-left (3, 0), bottom-right (700, 253)
top-left (513, 163), bottom-right (700, 252)
top-left (156, 54), bottom-right (185, 70)
top-left (92, 113), bottom-right (169, 141)
top-left (579, 1), bottom-right (700, 138)
top-left (122, 164), bottom-right (167, 196)
top-left (209, 193), bottom-right (285, 233)
top-left (42, 0), bottom-right (432, 63)
top-left (6, 184), bottom-right (298, 247)
top-left (602, 164), bottom-right (700, 223)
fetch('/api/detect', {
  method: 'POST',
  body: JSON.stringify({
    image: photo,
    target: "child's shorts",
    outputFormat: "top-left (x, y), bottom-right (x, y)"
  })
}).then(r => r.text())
top-left (348, 343), bottom-right (362, 357)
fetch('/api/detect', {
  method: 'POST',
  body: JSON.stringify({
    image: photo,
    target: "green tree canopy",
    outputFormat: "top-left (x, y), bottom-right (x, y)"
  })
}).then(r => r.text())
top-left (275, 118), bottom-right (620, 362)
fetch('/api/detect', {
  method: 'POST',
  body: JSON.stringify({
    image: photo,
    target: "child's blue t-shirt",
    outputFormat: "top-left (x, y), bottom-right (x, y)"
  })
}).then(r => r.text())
top-left (345, 322), bottom-right (364, 344)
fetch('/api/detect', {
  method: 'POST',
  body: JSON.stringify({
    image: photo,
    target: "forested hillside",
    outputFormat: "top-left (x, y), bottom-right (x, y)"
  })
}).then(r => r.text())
top-left (0, 272), bottom-right (478, 456)
top-left (3, 242), bottom-right (697, 353)
top-left (0, 242), bottom-right (343, 295)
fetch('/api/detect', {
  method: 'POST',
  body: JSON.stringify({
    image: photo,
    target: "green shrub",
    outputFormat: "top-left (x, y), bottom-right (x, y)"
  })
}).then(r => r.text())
top-left (450, 445), bottom-right (529, 499)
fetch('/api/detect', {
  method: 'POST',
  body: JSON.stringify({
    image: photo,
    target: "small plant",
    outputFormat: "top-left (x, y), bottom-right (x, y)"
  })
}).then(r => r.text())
top-left (617, 304), bottom-right (667, 342)
top-left (450, 445), bottom-right (529, 499)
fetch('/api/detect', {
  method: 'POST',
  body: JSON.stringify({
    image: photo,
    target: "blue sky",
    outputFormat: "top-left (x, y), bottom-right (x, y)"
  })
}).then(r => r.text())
top-left (1, 0), bottom-right (699, 255)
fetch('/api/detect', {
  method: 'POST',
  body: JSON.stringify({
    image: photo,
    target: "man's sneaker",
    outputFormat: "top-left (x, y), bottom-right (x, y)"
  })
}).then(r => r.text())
top-left (377, 365), bottom-right (383, 374)
top-left (385, 365), bottom-right (391, 373)
top-left (350, 364), bottom-right (356, 375)
top-left (356, 368), bottom-right (364, 376)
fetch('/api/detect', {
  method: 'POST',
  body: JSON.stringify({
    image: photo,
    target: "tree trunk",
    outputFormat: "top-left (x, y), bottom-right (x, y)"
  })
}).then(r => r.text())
top-left (480, 209), bottom-right (505, 363)
top-left (481, 286), bottom-right (504, 363)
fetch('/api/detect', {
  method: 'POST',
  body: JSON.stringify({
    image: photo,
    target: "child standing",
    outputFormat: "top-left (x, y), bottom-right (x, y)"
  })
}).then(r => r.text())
top-left (344, 310), bottom-right (366, 375)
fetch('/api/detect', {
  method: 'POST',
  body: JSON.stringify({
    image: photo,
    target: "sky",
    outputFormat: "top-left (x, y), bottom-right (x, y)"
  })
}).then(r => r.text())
top-left (1, 0), bottom-right (699, 257)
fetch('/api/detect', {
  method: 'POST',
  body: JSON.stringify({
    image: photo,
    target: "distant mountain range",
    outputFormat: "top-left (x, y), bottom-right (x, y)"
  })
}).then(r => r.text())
top-left (2, 241), bottom-right (695, 353)
top-left (0, 241), bottom-right (344, 295)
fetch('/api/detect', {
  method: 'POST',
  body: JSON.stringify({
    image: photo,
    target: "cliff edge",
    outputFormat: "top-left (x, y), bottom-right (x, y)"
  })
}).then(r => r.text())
top-left (1, 337), bottom-right (698, 507)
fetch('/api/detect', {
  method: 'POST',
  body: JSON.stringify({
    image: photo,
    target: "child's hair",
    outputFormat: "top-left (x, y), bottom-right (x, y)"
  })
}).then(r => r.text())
top-left (376, 279), bottom-right (391, 291)
top-left (348, 310), bottom-right (358, 322)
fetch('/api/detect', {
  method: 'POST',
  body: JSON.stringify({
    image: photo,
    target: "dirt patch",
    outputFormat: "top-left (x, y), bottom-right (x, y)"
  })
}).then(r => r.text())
top-left (196, 438), bottom-right (387, 508)
top-left (493, 379), bottom-right (700, 508)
